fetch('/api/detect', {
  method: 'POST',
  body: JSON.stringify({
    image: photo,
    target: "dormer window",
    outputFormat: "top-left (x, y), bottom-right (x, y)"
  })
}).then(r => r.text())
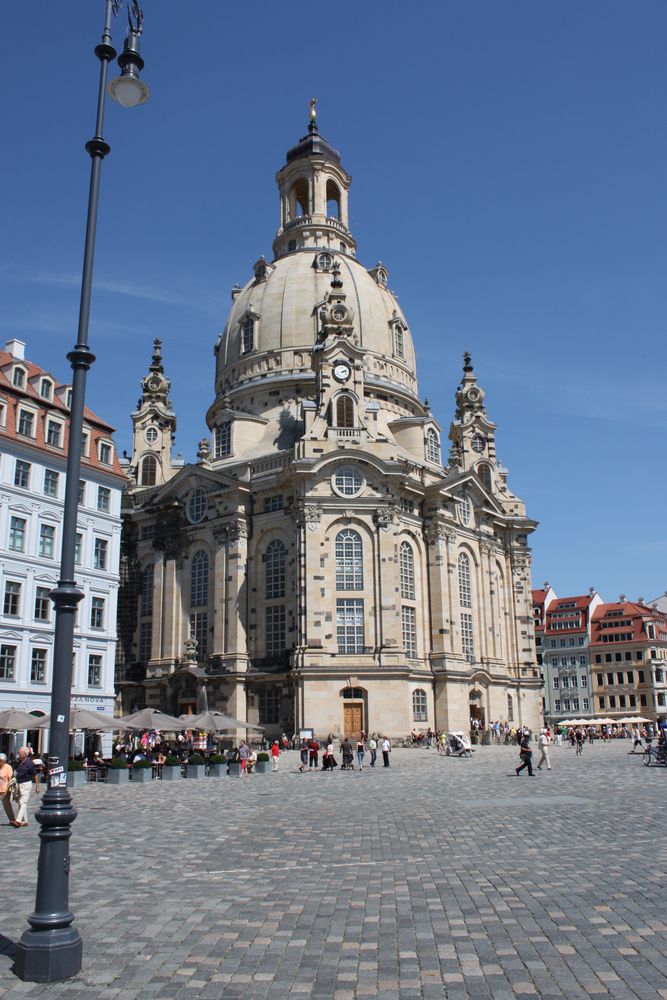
top-left (394, 324), bottom-right (405, 359)
top-left (98, 440), bottom-right (113, 465)
top-left (66, 389), bottom-right (73, 408)
top-left (425, 427), bottom-right (440, 464)
top-left (81, 431), bottom-right (90, 458)
top-left (214, 423), bottom-right (231, 459)
top-left (40, 379), bottom-right (52, 400)
top-left (241, 316), bottom-right (254, 354)
top-left (46, 419), bottom-right (63, 447)
top-left (12, 368), bottom-right (25, 389)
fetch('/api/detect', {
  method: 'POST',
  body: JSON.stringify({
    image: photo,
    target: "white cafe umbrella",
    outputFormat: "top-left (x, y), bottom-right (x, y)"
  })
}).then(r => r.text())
top-left (0, 708), bottom-right (45, 731)
top-left (117, 708), bottom-right (188, 731)
top-left (183, 710), bottom-right (264, 733)
top-left (618, 716), bottom-right (651, 725)
top-left (37, 708), bottom-right (119, 731)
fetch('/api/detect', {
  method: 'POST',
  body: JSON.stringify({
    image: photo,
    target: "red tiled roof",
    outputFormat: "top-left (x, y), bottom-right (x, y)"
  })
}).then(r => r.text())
top-left (589, 601), bottom-right (667, 645)
top-left (0, 349), bottom-right (126, 480)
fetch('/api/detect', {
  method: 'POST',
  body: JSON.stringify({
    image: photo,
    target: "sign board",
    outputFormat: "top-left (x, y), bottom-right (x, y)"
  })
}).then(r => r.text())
top-left (299, 728), bottom-right (314, 740)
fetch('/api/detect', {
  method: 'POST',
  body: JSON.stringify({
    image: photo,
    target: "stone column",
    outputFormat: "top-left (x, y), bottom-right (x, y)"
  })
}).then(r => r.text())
top-left (221, 517), bottom-right (249, 673)
top-left (374, 505), bottom-right (401, 665)
top-left (424, 520), bottom-right (456, 657)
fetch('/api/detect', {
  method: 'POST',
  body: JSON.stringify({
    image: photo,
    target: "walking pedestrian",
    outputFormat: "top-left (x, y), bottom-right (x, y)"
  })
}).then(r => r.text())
top-left (298, 738), bottom-right (309, 772)
top-left (0, 753), bottom-right (15, 825)
top-left (516, 734), bottom-right (534, 776)
top-left (341, 738), bottom-right (354, 770)
top-left (308, 738), bottom-right (319, 769)
top-left (575, 729), bottom-right (584, 756)
top-left (356, 737), bottom-right (366, 770)
top-left (238, 740), bottom-right (249, 776)
top-left (270, 740), bottom-right (280, 771)
top-left (369, 736), bottom-right (377, 767)
top-left (381, 736), bottom-right (391, 767)
top-left (536, 730), bottom-right (551, 771)
top-left (13, 747), bottom-right (39, 826)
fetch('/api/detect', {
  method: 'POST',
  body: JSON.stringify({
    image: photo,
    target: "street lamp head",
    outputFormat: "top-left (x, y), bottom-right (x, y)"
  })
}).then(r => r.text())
top-left (109, 33), bottom-right (150, 108)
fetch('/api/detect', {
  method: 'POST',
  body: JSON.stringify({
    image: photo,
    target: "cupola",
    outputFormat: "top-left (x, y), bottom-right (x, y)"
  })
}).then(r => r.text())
top-left (273, 100), bottom-right (356, 259)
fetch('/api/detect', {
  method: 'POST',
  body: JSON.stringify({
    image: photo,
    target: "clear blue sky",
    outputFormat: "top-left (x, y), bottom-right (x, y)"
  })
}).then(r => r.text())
top-left (1, 1), bottom-right (665, 603)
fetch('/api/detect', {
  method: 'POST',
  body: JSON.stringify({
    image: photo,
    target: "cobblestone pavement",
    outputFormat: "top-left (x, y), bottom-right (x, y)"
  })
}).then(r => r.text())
top-left (0, 742), bottom-right (666, 999)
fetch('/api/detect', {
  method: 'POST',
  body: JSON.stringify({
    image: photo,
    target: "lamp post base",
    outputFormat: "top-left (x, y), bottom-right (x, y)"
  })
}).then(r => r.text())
top-left (14, 928), bottom-right (82, 983)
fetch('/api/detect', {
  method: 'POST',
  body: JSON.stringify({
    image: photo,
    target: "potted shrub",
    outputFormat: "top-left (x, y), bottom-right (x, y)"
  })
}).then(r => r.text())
top-left (107, 757), bottom-right (129, 785)
top-left (255, 752), bottom-right (271, 774)
top-left (186, 753), bottom-right (206, 779)
top-left (67, 759), bottom-right (86, 788)
top-left (132, 759), bottom-right (153, 784)
top-left (161, 755), bottom-right (181, 781)
top-left (208, 754), bottom-right (226, 778)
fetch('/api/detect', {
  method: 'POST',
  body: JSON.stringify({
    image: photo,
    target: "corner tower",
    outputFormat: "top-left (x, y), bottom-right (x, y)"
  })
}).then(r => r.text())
top-left (129, 339), bottom-right (177, 487)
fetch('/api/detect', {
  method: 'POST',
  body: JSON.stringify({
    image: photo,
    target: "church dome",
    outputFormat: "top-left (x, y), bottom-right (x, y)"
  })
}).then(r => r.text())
top-left (215, 250), bottom-right (418, 402)
top-left (214, 108), bottom-right (419, 407)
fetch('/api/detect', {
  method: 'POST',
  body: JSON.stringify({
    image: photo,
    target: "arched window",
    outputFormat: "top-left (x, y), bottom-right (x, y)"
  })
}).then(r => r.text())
top-left (399, 542), bottom-right (415, 600)
top-left (190, 551), bottom-right (209, 607)
top-left (394, 324), bottom-right (405, 359)
top-left (341, 687), bottom-right (365, 699)
top-left (412, 688), bottom-right (428, 722)
top-left (326, 179), bottom-right (341, 219)
top-left (265, 539), bottom-right (286, 599)
top-left (336, 394), bottom-right (354, 428)
top-left (478, 463), bottom-right (492, 492)
top-left (336, 529), bottom-right (363, 590)
top-left (140, 454), bottom-right (157, 486)
top-left (507, 693), bottom-right (514, 722)
top-left (241, 316), bottom-right (254, 354)
top-left (458, 552), bottom-right (472, 609)
top-left (425, 428), bottom-right (440, 464)
top-left (291, 179), bottom-right (309, 218)
top-left (458, 552), bottom-right (474, 661)
top-left (140, 564), bottom-right (154, 617)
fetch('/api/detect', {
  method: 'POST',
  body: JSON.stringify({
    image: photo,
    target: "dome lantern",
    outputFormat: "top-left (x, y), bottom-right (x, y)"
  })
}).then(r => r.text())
top-left (273, 100), bottom-right (356, 259)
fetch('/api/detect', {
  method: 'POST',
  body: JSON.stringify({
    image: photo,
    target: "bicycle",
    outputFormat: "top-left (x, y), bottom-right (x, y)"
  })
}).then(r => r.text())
top-left (642, 745), bottom-right (667, 767)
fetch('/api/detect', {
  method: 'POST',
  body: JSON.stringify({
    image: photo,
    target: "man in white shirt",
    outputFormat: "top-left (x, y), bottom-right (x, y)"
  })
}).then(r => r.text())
top-left (369, 737), bottom-right (377, 767)
top-left (381, 737), bottom-right (391, 767)
top-left (536, 730), bottom-right (551, 771)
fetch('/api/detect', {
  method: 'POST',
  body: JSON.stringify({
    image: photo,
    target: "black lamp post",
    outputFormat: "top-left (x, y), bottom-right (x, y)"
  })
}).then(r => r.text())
top-left (14, 1), bottom-right (149, 983)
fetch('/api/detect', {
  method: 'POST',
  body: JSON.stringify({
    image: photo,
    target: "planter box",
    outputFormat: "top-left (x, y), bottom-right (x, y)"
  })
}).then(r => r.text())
top-left (107, 768), bottom-right (129, 785)
top-left (186, 764), bottom-right (206, 780)
top-left (132, 767), bottom-right (153, 783)
top-left (161, 765), bottom-right (181, 781)
top-left (208, 764), bottom-right (225, 777)
top-left (254, 760), bottom-right (270, 774)
top-left (227, 762), bottom-right (241, 777)
top-left (67, 770), bottom-right (86, 788)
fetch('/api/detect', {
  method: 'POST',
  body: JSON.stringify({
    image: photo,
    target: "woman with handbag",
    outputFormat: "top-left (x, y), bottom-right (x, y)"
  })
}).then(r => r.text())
top-left (0, 753), bottom-right (16, 825)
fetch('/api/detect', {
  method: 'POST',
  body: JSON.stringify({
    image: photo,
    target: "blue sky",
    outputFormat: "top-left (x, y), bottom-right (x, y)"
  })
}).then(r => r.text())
top-left (1, 1), bottom-right (666, 603)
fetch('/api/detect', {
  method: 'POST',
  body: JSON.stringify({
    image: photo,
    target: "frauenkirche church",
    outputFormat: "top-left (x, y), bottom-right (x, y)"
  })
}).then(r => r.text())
top-left (117, 107), bottom-right (542, 739)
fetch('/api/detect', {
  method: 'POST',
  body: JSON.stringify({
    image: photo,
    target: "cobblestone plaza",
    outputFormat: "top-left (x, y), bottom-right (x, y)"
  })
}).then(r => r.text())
top-left (1, 744), bottom-right (666, 999)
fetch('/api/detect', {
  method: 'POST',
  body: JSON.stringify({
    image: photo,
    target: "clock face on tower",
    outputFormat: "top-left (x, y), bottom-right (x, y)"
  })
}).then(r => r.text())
top-left (333, 362), bottom-right (351, 382)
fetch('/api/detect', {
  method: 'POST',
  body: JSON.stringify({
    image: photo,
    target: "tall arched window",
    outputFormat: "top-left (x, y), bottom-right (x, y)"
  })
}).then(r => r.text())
top-left (265, 539), bottom-right (286, 599)
top-left (507, 693), bottom-right (514, 722)
top-left (190, 551), bottom-right (209, 607)
top-left (326, 179), bottom-right (341, 219)
top-left (336, 394), bottom-right (354, 428)
top-left (140, 454), bottom-right (157, 486)
top-left (412, 688), bottom-right (428, 722)
top-left (335, 529), bottom-right (363, 590)
top-left (140, 564), bottom-right (154, 617)
top-left (458, 552), bottom-right (472, 609)
top-left (399, 542), bottom-right (415, 600)
top-left (478, 463), bottom-right (492, 492)
top-left (190, 551), bottom-right (209, 660)
top-left (241, 316), bottom-right (255, 353)
top-left (425, 428), bottom-right (440, 464)
top-left (458, 552), bottom-right (474, 661)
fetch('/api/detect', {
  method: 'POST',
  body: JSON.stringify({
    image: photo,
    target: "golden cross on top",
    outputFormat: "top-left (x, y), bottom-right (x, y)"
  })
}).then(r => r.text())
top-left (309, 97), bottom-right (318, 124)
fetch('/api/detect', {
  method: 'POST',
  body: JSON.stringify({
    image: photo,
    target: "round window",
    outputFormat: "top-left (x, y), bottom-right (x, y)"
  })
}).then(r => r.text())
top-left (332, 466), bottom-right (364, 498)
top-left (186, 488), bottom-right (208, 524)
top-left (317, 251), bottom-right (333, 271)
top-left (145, 426), bottom-right (158, 444)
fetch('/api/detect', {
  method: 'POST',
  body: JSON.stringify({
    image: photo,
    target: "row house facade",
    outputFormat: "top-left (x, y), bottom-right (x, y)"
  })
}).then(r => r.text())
top-left (0, 339), bottom-right (125, 750)
top-left (534, 587), bottom-right (603, 724)
top-left (590, 600), bottom-right (667, 725)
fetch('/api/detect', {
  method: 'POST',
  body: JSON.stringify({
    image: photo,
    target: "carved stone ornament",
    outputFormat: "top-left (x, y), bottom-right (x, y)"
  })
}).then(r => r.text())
top-left (183, 636), bottom-right (198, 664)
top-left (226, 518), bottom-right (249, 542)
top-left (424, 520), bottom-right (456, 545)
top-left (511, 551), bottom-right (531, 578)
top-left (373, 505), bottom-right (399, 531)
top-left (293, 503), bottom-right (323, 531)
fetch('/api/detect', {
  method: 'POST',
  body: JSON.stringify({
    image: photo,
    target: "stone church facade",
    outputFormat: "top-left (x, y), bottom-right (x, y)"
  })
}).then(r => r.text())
top-left (116, 112), bottom-right (542, 739)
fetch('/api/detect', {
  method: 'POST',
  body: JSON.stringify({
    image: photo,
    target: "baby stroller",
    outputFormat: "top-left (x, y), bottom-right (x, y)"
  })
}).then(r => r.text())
top-left (446, 731), bottom-right (472, 758)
